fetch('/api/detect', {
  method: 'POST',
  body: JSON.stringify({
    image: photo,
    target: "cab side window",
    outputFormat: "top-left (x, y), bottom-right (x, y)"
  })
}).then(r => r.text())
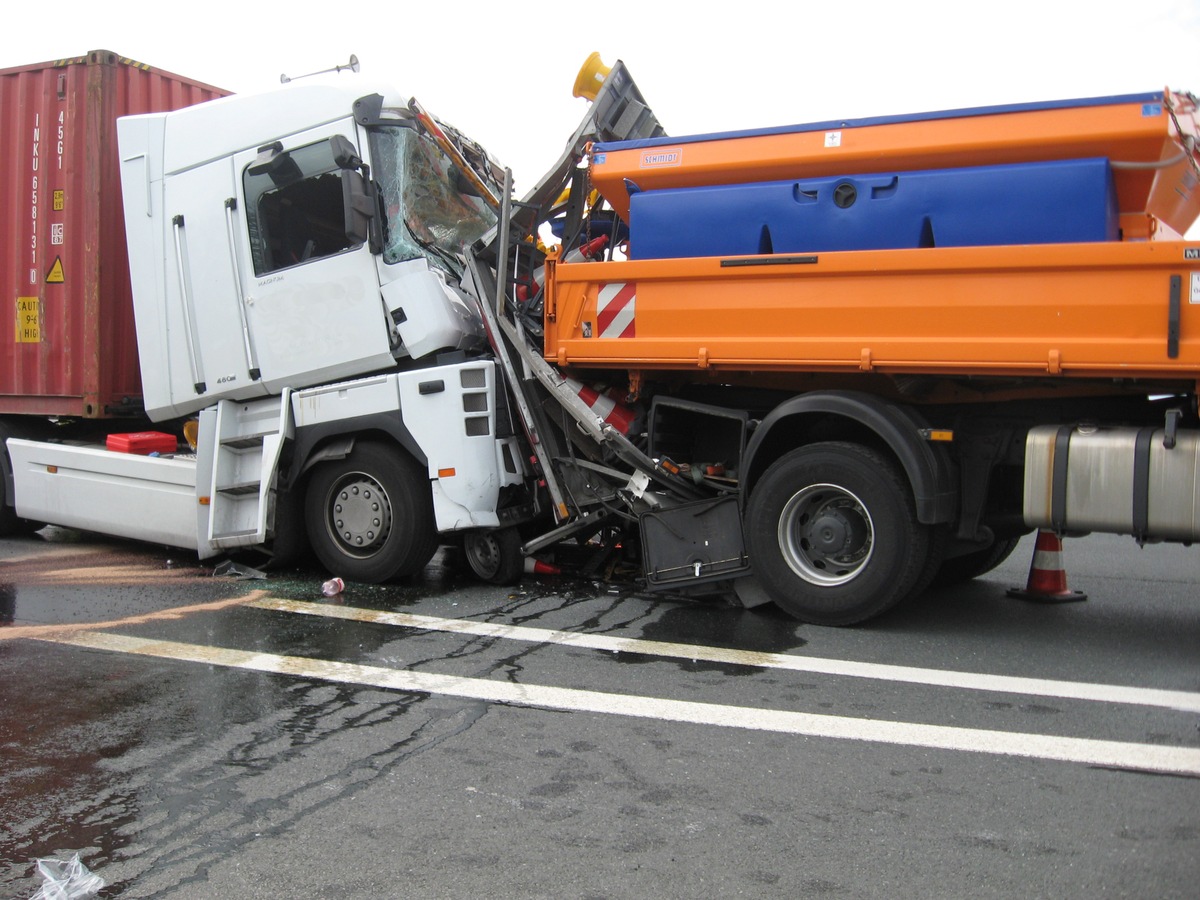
top-left (243, 140), bottom-right (357, 276)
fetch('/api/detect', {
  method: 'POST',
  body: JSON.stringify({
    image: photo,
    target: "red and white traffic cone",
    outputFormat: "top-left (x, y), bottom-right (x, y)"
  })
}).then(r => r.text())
top-left (518, 235), bottom-right (610, 301)
top-left (1006, 530), bottom-right (1087, 603)
top-left (523, 557), bottom-right (562, 576)
top-left (562, 377), bottom-right (640, 435)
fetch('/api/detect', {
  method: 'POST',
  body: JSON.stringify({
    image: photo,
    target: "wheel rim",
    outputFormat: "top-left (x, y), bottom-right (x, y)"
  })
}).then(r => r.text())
top-left (777, 483), bottom-right (874, 586)
top-left (323, 471), bottom-right (393, 560)
top-left (462, 532), bottom-right (502, 579)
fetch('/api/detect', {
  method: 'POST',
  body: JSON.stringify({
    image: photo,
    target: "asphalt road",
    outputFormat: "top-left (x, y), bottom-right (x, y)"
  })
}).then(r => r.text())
top-left (1, 528), bottom-right (1197, 898)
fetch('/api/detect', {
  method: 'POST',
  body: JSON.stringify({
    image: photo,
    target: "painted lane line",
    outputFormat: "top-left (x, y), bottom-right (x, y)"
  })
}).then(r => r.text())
top-left (248, 598), bottom-right (1200, 714)
top-left (37, 630), bottom-right (1200, 777)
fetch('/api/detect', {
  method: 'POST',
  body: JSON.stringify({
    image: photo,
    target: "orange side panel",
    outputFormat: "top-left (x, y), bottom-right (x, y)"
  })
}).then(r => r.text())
top-left (544, 242), bottom-right (1200, 382)
top-left (590, 90), bottom-right (1199, 236)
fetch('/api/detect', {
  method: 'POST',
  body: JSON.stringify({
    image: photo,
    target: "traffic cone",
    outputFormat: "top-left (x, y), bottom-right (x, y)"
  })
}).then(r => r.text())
top-left (563, 377), bottom-right (640, 435)
top-left (1006, 530), bottom-right (1087, 603)
top-left (523, 557), bottom-right (562, 576)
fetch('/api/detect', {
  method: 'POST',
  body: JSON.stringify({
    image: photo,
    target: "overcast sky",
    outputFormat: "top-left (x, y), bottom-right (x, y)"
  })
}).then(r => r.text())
top-left (5, 0), bottom-right (1199, 231)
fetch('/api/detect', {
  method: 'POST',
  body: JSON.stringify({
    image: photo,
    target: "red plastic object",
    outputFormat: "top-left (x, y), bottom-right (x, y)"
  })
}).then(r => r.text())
top-left (0, 50), bottom-right (228, 418)
top-left (106, 431), bottom-right (178, 455)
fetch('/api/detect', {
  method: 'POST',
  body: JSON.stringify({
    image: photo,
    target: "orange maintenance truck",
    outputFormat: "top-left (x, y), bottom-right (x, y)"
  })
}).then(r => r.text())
top-left (479, 58), bottom-right (1200, 624)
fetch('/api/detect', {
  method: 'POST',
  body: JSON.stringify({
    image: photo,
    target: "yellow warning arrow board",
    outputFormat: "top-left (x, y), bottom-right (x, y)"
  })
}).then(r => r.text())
top-left (46, 257), bottom-right (65, 284)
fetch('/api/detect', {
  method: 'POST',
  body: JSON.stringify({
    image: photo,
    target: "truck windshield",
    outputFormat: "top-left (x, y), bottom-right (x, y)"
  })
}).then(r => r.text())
top-left (370, 125), bottom-right (497, 275)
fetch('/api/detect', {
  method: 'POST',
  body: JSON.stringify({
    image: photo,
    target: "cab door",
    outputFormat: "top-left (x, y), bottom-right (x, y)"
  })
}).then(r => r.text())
top-left (157, 146), bottom-right (272, 418)
top-left (232, 121), bottom-right (394, 394)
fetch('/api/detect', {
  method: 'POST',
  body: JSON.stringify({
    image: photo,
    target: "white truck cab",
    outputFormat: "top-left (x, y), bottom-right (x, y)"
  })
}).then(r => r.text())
top-left (8, 77), bottom-right (529, 582)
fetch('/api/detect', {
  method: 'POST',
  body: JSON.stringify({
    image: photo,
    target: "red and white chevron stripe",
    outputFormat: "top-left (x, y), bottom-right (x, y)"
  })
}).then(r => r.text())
top-left (597, 282), bottom-right (636, 338)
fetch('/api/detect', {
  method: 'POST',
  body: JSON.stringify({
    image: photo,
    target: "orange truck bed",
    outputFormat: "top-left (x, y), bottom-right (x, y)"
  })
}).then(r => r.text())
top-left (543, 241), bottom-right (1200, 383)
top-left (589, 89), bottom-right (1200, 240)
top-left (544, 87), bottom-right (1200, 386)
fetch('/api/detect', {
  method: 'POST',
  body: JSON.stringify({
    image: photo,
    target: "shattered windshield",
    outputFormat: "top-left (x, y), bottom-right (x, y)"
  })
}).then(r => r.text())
top-left (371, 125), bottom-right (498, 275)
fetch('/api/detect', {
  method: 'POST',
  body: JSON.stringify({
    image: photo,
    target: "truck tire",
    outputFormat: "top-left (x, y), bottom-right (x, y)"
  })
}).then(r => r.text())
top-left (304, 442), bottom-right (438, 583)
top-left (745, 442), bottom-right (931, 625)
top-left (932, 536), bottom-right (1021, 588)
top-left (0, 472), bottom-right (32, 537)
top-left (0, 422), bottom-right (45, 537)
top-left (462, 527), bottom-right (524, 585)
top-left (266, 485), bottom-right (310, 569)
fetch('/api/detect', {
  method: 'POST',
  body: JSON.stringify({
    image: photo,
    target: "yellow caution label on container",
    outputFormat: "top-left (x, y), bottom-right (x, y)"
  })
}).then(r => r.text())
top-left (45, 257), bottom-right (65, 284)
top-left (16, 297), bottom-right (41, 343)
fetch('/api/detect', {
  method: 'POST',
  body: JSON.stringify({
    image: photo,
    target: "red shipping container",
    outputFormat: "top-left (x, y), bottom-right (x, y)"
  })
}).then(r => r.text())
top-left (105, 431), bottom-right (178, 455)
top-left (0, 50), bottom-right (228, 418)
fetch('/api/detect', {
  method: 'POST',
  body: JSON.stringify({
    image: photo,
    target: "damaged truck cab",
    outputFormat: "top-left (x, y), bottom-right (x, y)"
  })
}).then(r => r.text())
top-left (6, 73), bottom-right (529, 583)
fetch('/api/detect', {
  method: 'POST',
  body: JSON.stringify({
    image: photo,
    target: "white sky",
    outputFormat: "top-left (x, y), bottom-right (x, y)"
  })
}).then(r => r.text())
top-left (5, 0), bottom-right (1199, 231)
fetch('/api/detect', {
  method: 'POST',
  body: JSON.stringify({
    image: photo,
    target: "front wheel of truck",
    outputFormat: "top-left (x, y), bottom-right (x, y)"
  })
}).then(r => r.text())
top-left (745, 442), bottom-right (930, 625)
top-left (462, 526), bottom-right (524, 585)
top-left (304, 442), bottom-right (438, 583)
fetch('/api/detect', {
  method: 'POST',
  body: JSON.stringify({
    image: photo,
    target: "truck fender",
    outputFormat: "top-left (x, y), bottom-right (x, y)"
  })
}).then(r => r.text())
top-left (0, 439), bottom-right (13, 510)
top-left (0, 418), bottom-right (40, 510)
top-left (293, 435), bottom-right (356, 481)
top-left (285, 414), bottom-right (427, 491)
top-left (742, 390), bottom-right (957, 525)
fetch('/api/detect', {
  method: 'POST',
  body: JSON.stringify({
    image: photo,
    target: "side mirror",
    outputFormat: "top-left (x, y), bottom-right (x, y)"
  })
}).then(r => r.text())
top-left (332, 134), bottom-right (381, 252)
top-left (329, 134), bottom-right (362, 170)
top-left (247, 141), bottom-right (303, 187)
top-left (342, 168), bottom-right (380, 253)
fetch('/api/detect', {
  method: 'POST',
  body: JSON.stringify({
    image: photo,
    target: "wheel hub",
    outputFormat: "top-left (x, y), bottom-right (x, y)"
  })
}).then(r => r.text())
top-left (778, 484), bottom-right (874, 586)
top-left (806, 507), bottom-right (869, 556)
top-left (463, 532), bottom-right (502, 577)
top-left (328, 474), bottom-right (393, 558)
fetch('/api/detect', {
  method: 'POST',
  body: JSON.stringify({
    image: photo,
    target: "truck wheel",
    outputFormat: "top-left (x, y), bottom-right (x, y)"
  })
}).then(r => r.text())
top-left (462, 527), bottom-right (524, 585)
top-left (932, 536), bottom-right (1021, 588)
top-left (0, 422), bottom-right (44, 537)
top-left (745, 442), bottom-right (931, 625)
top-left (0, 472), bottom-right (31, 537)
top-left (266, 485), bottom-right (310, 569)
top-left (304, 442), bottom-right (438, 583)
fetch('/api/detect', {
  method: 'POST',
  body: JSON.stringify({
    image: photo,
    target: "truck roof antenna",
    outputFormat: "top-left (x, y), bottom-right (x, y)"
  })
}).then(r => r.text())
top-left (281, 54), bottom-right (360, 84)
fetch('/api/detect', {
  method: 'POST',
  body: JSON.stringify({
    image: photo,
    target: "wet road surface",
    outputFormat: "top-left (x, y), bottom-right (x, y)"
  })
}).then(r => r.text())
top-left (1, 528), bottom-right (1198, 898)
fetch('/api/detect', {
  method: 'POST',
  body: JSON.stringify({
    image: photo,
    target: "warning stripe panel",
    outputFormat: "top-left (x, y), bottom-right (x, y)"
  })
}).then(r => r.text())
top-left (597, 282), bottom-right (636, 338)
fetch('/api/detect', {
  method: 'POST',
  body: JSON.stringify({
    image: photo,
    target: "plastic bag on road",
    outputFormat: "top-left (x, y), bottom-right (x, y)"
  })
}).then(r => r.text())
top-left (212, 560), bottom-right (268, 580)
top-left (30, 854), bottom-right (104, 899)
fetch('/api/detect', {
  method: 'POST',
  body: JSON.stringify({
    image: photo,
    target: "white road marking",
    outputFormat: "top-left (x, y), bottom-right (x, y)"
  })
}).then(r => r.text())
top-left (37, 629), bottom-right (1200, 777)
top-left (249, 597), bottom-right (1200, 714)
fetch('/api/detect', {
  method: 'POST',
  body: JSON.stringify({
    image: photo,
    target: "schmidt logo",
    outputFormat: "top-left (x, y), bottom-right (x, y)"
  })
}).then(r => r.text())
top-left (641, 147), bottom-right (683, 168)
